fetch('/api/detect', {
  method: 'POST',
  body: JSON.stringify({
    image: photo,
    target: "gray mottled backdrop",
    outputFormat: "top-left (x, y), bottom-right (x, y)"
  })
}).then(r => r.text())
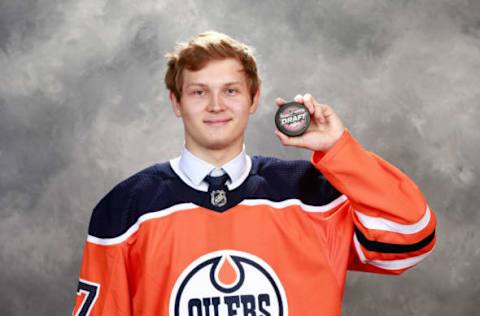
top-left (1, 0), bottom-right (479, 315)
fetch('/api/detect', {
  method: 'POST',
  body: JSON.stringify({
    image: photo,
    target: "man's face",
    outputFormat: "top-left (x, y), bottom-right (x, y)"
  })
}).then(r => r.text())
top-left (170, 58), bottom-right (260, 155)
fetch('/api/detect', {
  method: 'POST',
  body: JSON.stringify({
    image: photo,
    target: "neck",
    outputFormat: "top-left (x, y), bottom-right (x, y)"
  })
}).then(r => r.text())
top-left (185, 142), bottom-right (244, 167)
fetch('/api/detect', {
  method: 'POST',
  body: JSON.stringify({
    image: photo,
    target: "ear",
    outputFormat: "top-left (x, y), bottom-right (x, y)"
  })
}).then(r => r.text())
top-left (249, 88), bottom-right (260, 114)
top-left (169, 91), bottom-right (182, 117)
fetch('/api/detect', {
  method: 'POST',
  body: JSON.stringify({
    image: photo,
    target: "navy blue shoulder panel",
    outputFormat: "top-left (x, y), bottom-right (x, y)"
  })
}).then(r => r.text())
top-left (88, 157), bottom-right (342, 239)
top-left (247, 156), bottom-right (342, 205)
top-left (87, 162), bottom-right (181, 238)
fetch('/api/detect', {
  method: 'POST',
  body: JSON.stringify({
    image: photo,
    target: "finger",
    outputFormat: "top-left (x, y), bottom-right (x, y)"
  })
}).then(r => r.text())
top-left (314, 104), bottom-right (326, 124)
top-left (294, 94), bottom-right (304, 104)
top-left (318, 103), bottom-right (336, 123)
top-left (274, 129), bottom-right (285, 140)
top-left (275, 129), bottom-right (293, 146)
top-left (311, 97), bottom-right (327, 124)
top-left (275, 97), bottom-right (286, 107)
top-left (311, 95), bottom-right (321, 107)
top-left (275, 129), bottom-right (306, 148)
top-left (311, 97), bottom-right (334, 115)
top-left (321, 103), bottom-right (335, 118)
top-left (303, 93), bottom-right (315, 114)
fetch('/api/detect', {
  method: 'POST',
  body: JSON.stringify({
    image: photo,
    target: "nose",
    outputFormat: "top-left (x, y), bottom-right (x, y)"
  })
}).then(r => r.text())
top-left (207, 93), bottom-right (226, 112)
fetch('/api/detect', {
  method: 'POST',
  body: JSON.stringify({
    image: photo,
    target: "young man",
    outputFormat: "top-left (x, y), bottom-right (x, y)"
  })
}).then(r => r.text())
top-left (73, 31), bottom-right (436, 315)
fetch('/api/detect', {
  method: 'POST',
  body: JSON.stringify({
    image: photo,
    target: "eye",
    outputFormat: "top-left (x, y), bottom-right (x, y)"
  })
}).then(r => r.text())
top-left (192, 90), bottom-right (206, 96)
top-left (225, 88), bottom-right (237, 96)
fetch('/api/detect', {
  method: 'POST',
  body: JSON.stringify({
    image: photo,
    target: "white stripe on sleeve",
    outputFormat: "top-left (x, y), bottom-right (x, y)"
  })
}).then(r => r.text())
top-left (354, 205), bottom-right (431, 234)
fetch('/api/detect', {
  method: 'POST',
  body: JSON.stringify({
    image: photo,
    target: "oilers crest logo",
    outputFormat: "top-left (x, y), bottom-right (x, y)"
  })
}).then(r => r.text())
top-left (169, 250), bottom-right (288, 316)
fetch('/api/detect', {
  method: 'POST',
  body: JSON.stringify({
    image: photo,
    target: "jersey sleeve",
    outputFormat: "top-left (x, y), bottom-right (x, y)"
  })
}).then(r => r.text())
top-left (73, 241), bottom-right (132, 315)
top-left (73, 183), bottom-right (134, 316)
top-left (311, 129), bottom-right (436, 275)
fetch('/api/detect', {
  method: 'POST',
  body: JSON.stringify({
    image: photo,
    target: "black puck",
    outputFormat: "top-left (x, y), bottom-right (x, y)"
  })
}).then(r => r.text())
top-left (275, 101), bottom-right (311, 137)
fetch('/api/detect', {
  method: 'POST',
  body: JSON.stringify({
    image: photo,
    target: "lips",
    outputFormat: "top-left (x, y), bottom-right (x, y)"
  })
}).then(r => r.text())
top-left (204, 118), bottom-right (232, 126)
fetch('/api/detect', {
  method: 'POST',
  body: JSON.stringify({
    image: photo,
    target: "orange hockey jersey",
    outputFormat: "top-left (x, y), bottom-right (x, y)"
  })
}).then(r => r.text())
top-left (73, 130), bottom-right (436, 316)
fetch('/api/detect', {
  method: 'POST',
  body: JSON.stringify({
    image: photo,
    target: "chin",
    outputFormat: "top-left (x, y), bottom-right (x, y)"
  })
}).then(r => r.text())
top-left (202, 135), bottom-right (240, 151)
top-left (188, 131), bottom-right (243, 152)
top-left (204, 140), bottom-right (232, 151)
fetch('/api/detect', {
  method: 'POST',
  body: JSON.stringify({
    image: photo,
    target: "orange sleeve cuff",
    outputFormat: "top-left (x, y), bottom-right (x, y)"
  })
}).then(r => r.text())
top-left (310, 128), bottom-right (351, 166)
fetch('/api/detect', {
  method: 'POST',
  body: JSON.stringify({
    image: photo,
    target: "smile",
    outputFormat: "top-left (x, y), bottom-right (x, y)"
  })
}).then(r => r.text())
top-left (204, 118), bottom-right (232, 126)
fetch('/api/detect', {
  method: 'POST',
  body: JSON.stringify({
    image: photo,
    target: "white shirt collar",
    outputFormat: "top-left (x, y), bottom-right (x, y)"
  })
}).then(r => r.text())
top-left (169, 146), bottom-right (252, 192)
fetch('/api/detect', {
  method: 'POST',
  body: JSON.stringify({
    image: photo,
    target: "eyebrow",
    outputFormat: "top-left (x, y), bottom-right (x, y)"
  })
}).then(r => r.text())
top-left (185, 81), bottom-right (243, 88)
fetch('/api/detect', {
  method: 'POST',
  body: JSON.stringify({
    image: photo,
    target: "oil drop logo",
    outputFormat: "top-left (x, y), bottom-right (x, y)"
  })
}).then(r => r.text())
top-left (169, 250), bottom-right (288, 316)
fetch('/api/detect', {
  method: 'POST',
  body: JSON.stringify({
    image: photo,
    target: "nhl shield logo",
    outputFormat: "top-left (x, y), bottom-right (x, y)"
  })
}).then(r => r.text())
top-left (211, 189), bottom-right (227, 207)
top-left (170, 250), bottom-right (288, 316)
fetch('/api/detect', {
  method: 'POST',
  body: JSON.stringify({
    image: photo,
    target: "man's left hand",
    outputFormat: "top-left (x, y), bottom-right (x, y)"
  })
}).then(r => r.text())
top-left (274, 93), bottom-right (345, 153)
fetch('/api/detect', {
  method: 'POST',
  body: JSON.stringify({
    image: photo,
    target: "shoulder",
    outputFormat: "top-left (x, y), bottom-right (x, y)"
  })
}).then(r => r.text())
top-left (251, 155), bottom-right (324, 184)
top-left (251, 155), bottom-right (313, 174)
top-left (249, 155), bottom-right (342, 205)
top-left (87, 162), bottom-right (177, 238)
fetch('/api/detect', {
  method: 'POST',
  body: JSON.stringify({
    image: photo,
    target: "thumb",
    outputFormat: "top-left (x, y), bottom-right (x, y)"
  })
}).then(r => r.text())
top-left (274, 130), bottom-right (308, 149)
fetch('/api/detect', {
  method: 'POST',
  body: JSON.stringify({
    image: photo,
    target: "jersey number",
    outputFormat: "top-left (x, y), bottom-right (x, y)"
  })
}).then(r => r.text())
top-left (74, 279), bottom-right (100, 316)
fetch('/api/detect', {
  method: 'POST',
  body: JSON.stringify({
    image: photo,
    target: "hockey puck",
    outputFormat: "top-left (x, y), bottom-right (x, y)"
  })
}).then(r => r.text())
top-left (275, 101), bottom-right (311, 137)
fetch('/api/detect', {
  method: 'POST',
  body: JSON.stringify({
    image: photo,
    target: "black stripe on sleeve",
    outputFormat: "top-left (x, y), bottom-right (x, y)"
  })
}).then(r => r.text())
top-left (354, 227), bottom-right (436, 254)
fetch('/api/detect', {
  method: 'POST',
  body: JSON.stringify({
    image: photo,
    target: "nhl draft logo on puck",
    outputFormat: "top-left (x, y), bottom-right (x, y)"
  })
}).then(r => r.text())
top-left (274, 101), bottom-right (310, 137)
top-left (169, 250), bottom-right (288, 316)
